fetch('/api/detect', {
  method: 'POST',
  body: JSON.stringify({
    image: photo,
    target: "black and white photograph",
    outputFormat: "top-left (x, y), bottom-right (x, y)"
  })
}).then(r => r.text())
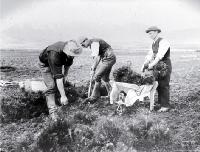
top-left (0, 0), bottom-right (200, 151)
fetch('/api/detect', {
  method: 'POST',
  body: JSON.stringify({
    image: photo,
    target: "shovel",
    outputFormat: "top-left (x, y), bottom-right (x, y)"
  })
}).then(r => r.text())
top-left (88, 74), bottom-right (94, 98)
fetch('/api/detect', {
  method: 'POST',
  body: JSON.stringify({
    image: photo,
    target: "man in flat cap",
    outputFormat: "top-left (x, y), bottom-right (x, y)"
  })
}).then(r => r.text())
top-left (142, 26), bottom-right (172, 112)
top-left (78, 37), bottom-right (116, 102)
top-left (38, 40), bottom-right (83, 120)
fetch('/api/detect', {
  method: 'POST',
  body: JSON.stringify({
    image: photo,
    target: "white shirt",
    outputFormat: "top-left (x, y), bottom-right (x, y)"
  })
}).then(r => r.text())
top-left (144, 38), bottom-right (170, 63)
top-left (90, 42), bottom-right (100, 57)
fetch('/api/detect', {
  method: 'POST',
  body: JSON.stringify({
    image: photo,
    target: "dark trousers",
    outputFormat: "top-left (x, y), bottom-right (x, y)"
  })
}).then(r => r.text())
top-left (157, 59), bottom-right (172, 107)
top-left (94, 48), bottom-right (116, 82)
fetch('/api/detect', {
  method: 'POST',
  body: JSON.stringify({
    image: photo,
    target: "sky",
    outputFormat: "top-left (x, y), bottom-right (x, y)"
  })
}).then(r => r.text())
top-left (0, 0), bottom-right (200, 49)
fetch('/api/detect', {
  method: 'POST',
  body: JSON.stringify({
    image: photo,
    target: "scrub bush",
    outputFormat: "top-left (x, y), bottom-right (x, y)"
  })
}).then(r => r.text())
top-left (91, 118), bottom-right (122, 149)
top-left (34, 119), bottom-right (73, 152)
top-left (113, 66), bottom-right (155, 85)
top-left (1, 87), bottom-right (48, 123)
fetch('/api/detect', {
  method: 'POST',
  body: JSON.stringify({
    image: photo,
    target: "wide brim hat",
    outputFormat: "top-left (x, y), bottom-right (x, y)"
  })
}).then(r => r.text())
top-left (145, 26), bottom-right (161, 33)
top-left (63, 40), bottom-right (83, 57)
top-left (77, 36), bottom-right (88, 45)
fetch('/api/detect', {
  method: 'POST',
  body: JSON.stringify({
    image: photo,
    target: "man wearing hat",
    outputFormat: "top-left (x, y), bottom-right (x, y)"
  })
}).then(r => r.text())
top-left (38, 40), bottom-right (82, 120)
top-left (78, 37), bottom-right (116, 102)
top-left (142, 26), bottom-right (172, 112)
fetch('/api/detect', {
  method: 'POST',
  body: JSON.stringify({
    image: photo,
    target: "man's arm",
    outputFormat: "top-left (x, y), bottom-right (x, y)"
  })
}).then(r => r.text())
top-left (56, 78), bottom-right (68, 105)
top-left (48, 51), bottom-right (68, 105)
top-left (141, 50), bottom-right (154, 72)
top-left (90, 56), bottom-right (101, 76)
top-left (91, 56), bottom-right (101, 71)
top-left (148, 39), bottom-right (170, 69)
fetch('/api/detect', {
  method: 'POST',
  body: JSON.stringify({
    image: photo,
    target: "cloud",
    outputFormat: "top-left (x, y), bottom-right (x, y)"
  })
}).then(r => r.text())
top-left (1, 0), bottom-right (200, 49)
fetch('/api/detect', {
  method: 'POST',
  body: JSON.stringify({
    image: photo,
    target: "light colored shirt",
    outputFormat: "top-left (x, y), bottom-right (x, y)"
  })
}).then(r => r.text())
top-left (91, 42), bottom-right (99, 57)
top-left (144, 38), bottom-right (170, 64)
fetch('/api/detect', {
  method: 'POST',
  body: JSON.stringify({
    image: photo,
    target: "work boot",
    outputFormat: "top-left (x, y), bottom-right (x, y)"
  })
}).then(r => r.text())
top-left (84, 82), bottom-right (101, 104)
top-left (46, 94), bottom-right (58, 121)
top-left (104, 82), bottom-right (112, 97)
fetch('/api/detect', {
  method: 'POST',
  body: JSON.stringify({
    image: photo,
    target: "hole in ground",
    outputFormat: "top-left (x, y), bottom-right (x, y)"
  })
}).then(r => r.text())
top-left (0, 66), bottom-right (16, 72)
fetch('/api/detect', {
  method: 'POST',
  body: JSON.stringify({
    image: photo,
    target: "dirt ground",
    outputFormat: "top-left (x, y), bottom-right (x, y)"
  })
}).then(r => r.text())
top-left (0, 49), bottom-right (200, 151)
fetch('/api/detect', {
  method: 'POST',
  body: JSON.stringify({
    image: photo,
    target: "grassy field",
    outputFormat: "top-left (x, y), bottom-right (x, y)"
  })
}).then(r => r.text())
top-left (0, 49), bottom-right (200, 151)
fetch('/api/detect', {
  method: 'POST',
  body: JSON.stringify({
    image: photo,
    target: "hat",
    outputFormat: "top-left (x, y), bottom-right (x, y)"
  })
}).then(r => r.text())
top-left (63, 40), bottom-right (83, 56)
top-left (145, 26), bottom-right (161, 33)
top-left (77, 36), bottom-right (88, 45)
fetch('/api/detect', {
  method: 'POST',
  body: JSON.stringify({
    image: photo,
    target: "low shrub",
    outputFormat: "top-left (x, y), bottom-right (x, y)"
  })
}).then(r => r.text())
top-left (91, 117), bottom-right (122, 150)
top-left (34, 119), bottom-right (73, 152)
top-left (126, 117), bottom-right (172, 151)
top-left (72, 124), bottom-right (94, 152)
top-left (113, 66), bottom-right (142, 84)
top-left (73, 111), bottom-right (97, 125)
top-left (113, 66), bottom-right (155, 85)
top-left (1, 88), bottom-right (48, 123)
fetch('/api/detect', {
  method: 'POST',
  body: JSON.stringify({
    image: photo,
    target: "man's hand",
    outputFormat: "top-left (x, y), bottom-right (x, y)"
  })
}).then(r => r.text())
top-left (142, 63), bottom-right (149, 72)
top-left (148, 63), bottom-right (154, 70)
top-left (60, 96), bottom-right (69, 105)
top-left (141, 72), bottom-right (145, 77)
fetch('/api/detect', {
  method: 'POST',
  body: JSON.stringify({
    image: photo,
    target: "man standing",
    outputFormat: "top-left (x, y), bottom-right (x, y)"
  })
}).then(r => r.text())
top-left (78, 37), bottom-right (116, 102)
top-left (38, 40), bottom-right (82, 120)
top-left (142, 26), bottom-right (172, 112)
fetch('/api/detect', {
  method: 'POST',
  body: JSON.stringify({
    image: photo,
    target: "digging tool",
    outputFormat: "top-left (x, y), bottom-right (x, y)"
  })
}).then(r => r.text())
top-left (88, 74), bottom-right (94, 98)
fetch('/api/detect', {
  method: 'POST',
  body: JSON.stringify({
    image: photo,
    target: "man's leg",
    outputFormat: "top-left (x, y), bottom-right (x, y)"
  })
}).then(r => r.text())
top-left (84, 64), bottom-right (108, 103)
top-left (157, 85), bottom-right (161, 105)
top-left (157, 71), bottom-right (171, 112)
top-left (90, 81), bottom-right (101, 99)
top-left (102, 66), bottom-right (112, 96)
top-left (102, 59), bottom-right (116, 96)
top-left (159, 78), bottom-right (170, 107)
top-left (157, 59), bottom-right (172, 112)
top-left (38, 62), bottom-right (57, 120)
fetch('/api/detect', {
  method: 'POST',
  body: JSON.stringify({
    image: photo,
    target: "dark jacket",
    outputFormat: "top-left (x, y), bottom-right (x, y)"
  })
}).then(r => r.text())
top-left (39, 41), bottom-right (74, 79)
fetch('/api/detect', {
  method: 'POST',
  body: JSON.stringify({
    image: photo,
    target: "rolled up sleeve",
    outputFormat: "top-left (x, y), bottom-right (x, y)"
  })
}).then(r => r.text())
top-left (91, 42), bottom-right (100, 57)
top-left (48, 51), bottom-right (64, 79)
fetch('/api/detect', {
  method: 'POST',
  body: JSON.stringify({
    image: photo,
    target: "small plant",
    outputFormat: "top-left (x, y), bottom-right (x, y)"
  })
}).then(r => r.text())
top-left (91, 118), bottom-right (122, 150)
top-left (74, 111), bottom-right (97, 125)
top-left (34, 119), bottom-right (73, 152)
top-left (127, 117), bottom-right (172, 151)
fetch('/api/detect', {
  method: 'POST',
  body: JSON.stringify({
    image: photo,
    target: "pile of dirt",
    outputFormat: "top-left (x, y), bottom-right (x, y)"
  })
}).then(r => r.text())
top-left (113, 66), bottom-right (155, 85)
